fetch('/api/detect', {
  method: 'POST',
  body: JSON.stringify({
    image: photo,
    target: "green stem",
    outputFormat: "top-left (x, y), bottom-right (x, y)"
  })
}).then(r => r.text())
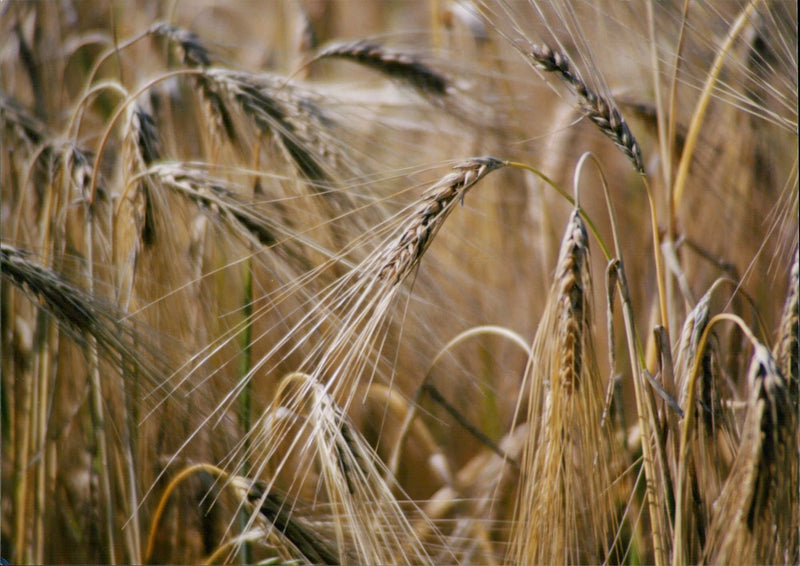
top-left (505, 160), bottom-right (612, 261)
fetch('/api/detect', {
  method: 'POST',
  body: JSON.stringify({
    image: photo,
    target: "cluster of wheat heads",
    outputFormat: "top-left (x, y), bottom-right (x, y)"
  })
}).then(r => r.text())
top-left (1, 1), bottom-right (797, 564)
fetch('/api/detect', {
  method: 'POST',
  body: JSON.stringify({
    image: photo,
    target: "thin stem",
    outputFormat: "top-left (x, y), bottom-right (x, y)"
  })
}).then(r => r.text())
top-left (642, 175), bottom-right (670, 337)
top-left (671, 0), bottom-right (762, 212)
top-left (84, 206), bottom-right (117, 564)
top-left (144, 463), bottom-right (230, 564)
top-left (601, 161), bottom-right (670, 566)
top-left (505, 160), bottom-right (612, 261)
top-left (667, 0), bottom-right (692, 237)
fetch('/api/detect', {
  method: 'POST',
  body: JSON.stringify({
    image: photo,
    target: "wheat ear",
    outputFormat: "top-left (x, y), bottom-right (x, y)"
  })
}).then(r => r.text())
top-left (774, 245), bottom-right (798, 401)
top-left (509, 208), bottom-right (619, 565)
top-left (527, 43), bottom-right (644, 173)
top-left (312, 39), bottom-right (449, 97)
top-left (703, 344), bottom-right (798, 564)
top-left (378, 156), bottom-right (505, 285)
top-left (0, 243), bottom-right (169, 387)
top-left (150, 22), bottom-right (239, 146)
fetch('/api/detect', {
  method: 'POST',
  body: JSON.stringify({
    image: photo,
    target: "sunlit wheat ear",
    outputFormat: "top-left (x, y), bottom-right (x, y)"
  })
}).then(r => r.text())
top-left (237, 375), bottom-right (435, 566)
top-left (774, 245), bottom-right (798, 402)
top-left (192, 158), bottom-right (503, 564)
top-left (525, 43), bottom-right (644, 174)
top-left (178, 157), bottom-right (505, 449)
top-left (377, 156), bottom-right (505, 285)
top-left (0, 243), bottom-right (167, 387)
top-left (509, 208), bottom-right (619, 565)
top-left (312, 39), bottom-right (450, 97)
top-left (703, 344), bottom-right (798, 565)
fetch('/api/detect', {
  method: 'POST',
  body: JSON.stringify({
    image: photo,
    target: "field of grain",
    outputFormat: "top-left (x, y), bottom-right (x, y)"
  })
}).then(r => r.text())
top-left (1, 1), bottom-right (797, 564)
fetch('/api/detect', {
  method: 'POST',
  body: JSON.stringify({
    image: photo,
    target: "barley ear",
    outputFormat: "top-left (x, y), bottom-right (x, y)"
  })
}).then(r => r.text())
top-left (774, 245), bottom-right (798, 403)
top-left (313, 39), bottom-right (449, 97)
top-left (510, 208), bottom-right (620, 565)
top-left (526, 43), bottom-right (644, 174)
top-left (703, 344), bottom-right (798, 564)
top-left (377, 156), bottom-right (505, 285)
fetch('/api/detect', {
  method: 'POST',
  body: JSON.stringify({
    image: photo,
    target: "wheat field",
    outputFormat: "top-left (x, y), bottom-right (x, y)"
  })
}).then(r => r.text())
top-left (1, 1), bottom-right (797, 564)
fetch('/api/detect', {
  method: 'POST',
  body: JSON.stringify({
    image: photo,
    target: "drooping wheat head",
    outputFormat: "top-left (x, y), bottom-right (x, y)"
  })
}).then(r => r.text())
top-left (703, 344), bottom-right (798, 564)
top-left (525, 43), bottom-right (644, 174)
top-left (509, 207), bottom-right (620, 565)
top-left (313, 39), bottom-right (450, 98)
top-left (378, 156), bottom-right (505, 285)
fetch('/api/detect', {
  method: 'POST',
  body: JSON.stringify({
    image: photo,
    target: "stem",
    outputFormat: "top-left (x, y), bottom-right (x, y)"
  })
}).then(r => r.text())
top-left (602, 167), bottom-right (670, 566)
top-left (671, 0), bottom-right (762, 212)
top-left (667, 0), bottom-right (692, 237)
top-left (642, 175), bottom-right (670, 337)
top-left (505, 160), bottom-right (612, 261)
top-left (84, 205), bottom-right (117, 565)
top-left (144, 463), bottom-right (230, 564)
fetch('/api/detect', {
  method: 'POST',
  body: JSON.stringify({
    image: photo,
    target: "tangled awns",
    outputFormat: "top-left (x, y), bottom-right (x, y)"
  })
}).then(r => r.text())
top-left (1, 1), bottom-right (797, 564)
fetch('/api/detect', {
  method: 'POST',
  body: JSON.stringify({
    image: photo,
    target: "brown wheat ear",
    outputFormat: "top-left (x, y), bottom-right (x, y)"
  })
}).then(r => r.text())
top-left (774, 245), bottom-right (798, 401)
top-left (313, 39), bottom-right (449, 97)
top-left (151, 22), bottom-right (238, 147)
top-left (377, 156), bottom-right (505, 285)
top-left (703, 344), bottom-right (798, 564)
top-left (509, 206), bottom-right (619, 565)
top-left (526, 42), bottom-right (644, 173)
top-left (122, 103), bottom-right (162, 247)
top-left (0, 243), bottom-right (168, 386)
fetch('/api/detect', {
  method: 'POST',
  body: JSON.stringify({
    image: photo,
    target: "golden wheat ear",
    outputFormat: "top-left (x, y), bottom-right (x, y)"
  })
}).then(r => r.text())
top-left (377, 156), bottom-right (505, 285)
top-left (509, 207), bottom-right (620, 565)
top-left (702, 344), bottom-right (798, 564)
